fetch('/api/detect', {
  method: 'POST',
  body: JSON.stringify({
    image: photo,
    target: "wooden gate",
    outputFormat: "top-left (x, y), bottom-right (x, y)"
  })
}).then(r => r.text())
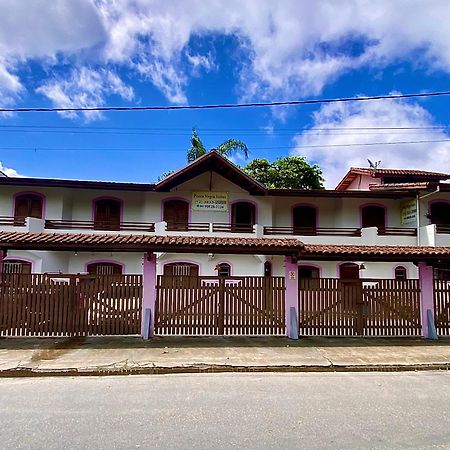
top-left (434, 279), bottom-right (450, 336)
top-left (298, 278), bottom-right (421, 336)
top-left (154, 276), bottom-right (285, 335)
top-left (0, 273), bottom-right (142, 337)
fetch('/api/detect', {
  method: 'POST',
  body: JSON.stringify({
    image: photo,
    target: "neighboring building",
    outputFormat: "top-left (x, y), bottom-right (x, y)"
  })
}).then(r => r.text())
top-left (1, 151), bottom-right (450, 338)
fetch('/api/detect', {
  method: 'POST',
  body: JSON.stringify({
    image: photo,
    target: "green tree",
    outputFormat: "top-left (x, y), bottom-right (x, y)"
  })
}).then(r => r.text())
top-left (187, 129), bottom-right (249, 163)
top-left (243, 156), bottom-right (324, 189)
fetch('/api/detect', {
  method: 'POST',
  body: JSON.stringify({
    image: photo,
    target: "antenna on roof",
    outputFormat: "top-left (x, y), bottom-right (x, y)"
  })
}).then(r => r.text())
top-left (367, 159), bottom-right (381, 169)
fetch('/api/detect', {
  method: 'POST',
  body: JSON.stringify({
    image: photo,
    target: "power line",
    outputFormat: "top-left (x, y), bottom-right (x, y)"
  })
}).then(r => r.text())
top-left (1, 138), bottom-right (449, 152)
top-left (1, 91), bottom-right (450, 113)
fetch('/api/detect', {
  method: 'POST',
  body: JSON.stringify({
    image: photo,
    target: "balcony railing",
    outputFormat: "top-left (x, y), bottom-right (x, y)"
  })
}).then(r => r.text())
top-left (377, 227), bottom-right (417, 236)
top-left (436, 225), bottom-right (450, 234)
top-left (45, 220), bottom-right (155, 232)
top-left (0, 216), bottom-right (26, 227)
top-left (263, 226), bottom-right (361, 237)
top-left (212, 223), bottom-right (255, 233)
top-left (165, 222), bottom-right (210, 232)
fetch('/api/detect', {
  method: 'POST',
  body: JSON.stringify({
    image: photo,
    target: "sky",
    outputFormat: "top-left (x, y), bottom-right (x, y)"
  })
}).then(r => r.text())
top-left (1, 0), bottom-right (450, 188)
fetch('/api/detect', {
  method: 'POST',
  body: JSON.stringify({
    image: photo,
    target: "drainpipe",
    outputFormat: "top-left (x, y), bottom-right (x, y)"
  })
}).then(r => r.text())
top-left (416, 186), bottom-right (440, 246)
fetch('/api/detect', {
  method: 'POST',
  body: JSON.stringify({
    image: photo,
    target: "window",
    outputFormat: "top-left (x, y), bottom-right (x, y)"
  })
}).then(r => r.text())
top-left (216, 263), bottom-right (231, 277)
top-left (434, 265), bottom-right (450, 281)
top-left (361, 205), bottom-right (386, 229)
top-left (394, 266), bottom-right (407, 280)
top-left (429, 202), bottom-right (450, 226)
top-left (231, 202), bottom-right (255, 232)
top-left (163, 199), bottom-right (189, 230)
top-left (94, 199), bottom-right (121, 230)
top-left (87, 262), bottom-right (123, 275)
top-left (3, 259), bottom-right (32, 274)
top-left (298, 266), bottom-right (320, 279)
top-left (14, 194), bottom-right (43, 220)
top-left (164, 263), bottom-right (199, 277)
top-left (293, 205), bottom-right (317, 234)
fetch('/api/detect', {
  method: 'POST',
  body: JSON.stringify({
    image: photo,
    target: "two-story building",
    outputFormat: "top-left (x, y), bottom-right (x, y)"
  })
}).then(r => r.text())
top-left (1, 151), bottom-right (449, 339)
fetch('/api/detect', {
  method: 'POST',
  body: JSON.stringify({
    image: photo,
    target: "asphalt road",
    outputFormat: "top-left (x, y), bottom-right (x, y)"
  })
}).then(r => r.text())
top-left (1, 372), bottom-right (450, 449)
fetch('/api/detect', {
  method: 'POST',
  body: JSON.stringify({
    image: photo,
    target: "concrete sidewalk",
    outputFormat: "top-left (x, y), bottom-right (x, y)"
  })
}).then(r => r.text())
top-left (1, 336), bottom-right (450, 377)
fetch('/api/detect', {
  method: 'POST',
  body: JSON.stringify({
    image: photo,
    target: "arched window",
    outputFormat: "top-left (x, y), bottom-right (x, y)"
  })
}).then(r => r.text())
top-left (394, 266), bottom-right (407, 280)
top-left (298, 265), bottom-right (320, 279)
top-left (231, 202), bottom-right (255, 232)
top-left (14, 193), bottom-right (43, 220)
top-left (163, 199), bottom-right (189, 231)
top-left (264, 261), bottom-right (272, 277)
top-left (216, 263), bottom-right (231, 277)
top-left (3, 259), bottom-right (32, 274)
top-left (429, 202), bottom-right (450, 227)
top-left (361, 205), bottom-right (386, 229)
top-left (87, 262), bottom-right (123, 275)
top-left (339, 263), bottom-right (360, 280)
top-left (293, 205), bottom-right (317, 234)
top-left (163, 262), bottom-right (199, 277)
top-left (94, 198), bottom-right (121, 230)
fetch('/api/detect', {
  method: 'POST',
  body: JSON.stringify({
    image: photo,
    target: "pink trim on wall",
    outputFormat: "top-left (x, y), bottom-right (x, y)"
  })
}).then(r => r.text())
top-left (359, 202), bottom-right (388, 228)
top-left (4, 256), bottom-right (35, 272)
top-left (427, 199), bottom-right (450, 224)
top-left (290, 203), bottom-right (319, 228)
top-left (84, 259), bottom-right (126, 274)
top-left (298, 263), bottom-right (322, 278)
top-left (91, 196), bottom-right (124, 223)
top-left (229, 199), bottom-right (258, 224)
top-left (12, 191), bottom-right (46, 219)
top-left (160, 196), bottom-right (191, 222)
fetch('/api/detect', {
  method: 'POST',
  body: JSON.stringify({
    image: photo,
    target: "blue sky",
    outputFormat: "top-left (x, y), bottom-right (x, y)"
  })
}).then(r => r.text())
top-left (1, 0), bottom-right (450, 188)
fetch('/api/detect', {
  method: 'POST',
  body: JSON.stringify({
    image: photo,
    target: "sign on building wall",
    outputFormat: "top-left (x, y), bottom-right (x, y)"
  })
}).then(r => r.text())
top-left (400, 199), bottom-right (417, 224)
top-left (192, 191), bottom-right (229, 211)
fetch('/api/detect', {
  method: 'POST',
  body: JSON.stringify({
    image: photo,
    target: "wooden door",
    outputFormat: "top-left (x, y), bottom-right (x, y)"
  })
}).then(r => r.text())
top-left (430, 202), bottom-right (450, 226)
top-left (94, 199), bottom-right (121, 230)
top-left (14, 194), bottom-right (43, 219)
top-left (293, 206), bottom-right (317, 234)
top-left (339, 263), bottom-right (363, 334)
top-left (231, 202), bottom-right (255, 231)
top-left (361, 205), bottom-right (385, 228)
top-left (163, 200), bottom-right (189, 230)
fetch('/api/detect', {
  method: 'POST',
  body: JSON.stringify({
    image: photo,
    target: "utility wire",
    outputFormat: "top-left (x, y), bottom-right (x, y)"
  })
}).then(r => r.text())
top-left (1, 138), bottom-right (449, 152)
top-left (1, 91), bottom-right (450, 113)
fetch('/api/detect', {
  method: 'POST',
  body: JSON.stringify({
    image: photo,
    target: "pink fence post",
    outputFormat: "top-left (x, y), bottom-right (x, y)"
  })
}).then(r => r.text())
top-left (285, 256), bottom-right (299, 339)
top-left (418, 262), bottom-right (437, 339)
top-left (141, 252), bottom-right (157, 339)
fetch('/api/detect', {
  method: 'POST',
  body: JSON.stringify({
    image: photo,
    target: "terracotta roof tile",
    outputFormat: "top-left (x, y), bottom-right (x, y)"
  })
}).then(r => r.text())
top-left (368, 182), bottom-right (432, 191)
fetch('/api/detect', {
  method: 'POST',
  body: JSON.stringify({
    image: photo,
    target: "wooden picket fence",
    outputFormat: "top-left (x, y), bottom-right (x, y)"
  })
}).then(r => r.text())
top-left (299, 278), bottom-right (421, 337)
top-left (0, 273), bottom-right (142, 337)
top-left (434, 279), bottom-right (450, 336)
top-left (154, 276), bottom-right (285, 335)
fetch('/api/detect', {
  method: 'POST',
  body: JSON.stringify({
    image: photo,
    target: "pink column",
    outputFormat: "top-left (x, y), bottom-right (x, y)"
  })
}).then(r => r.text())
top-left (141, 252), bottom-right (157, 339)
top-left (418, 262), bottom-right (436, 339)
top-left (285, 256), bottom-right (299, 339)
top-left (0, 250), bottom-right (4, 284)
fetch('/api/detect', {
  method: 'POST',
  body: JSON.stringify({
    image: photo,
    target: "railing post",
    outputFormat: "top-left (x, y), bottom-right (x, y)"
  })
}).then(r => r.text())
top-left (284, 256), bottom-right (299, 339)
top-left (418, 262), bottom-right (438, 339)
top-left (142, 252), bottom-right (157, 339)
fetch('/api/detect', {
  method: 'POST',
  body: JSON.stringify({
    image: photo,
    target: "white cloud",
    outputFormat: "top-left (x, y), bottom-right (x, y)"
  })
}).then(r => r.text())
top-left (292, 98), bottom-right (450, 188)
top-left (2, 1), bottom-right (450, 111)
top-left (36, 67), bottom-right (134, 121)
top-left (0, 162), bottom-right (22, 177)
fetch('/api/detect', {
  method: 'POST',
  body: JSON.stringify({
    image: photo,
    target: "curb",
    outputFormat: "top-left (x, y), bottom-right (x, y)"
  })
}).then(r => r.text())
top-left (1, 363), bottom-right (450, 378)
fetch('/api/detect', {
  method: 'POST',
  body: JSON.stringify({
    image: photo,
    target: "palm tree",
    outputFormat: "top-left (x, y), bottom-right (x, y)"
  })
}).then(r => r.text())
top-left (187, 129), bottom-right (249, 163)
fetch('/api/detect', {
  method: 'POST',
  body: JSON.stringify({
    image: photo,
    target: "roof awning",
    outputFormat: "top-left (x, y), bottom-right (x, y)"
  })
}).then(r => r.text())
top-left (1, 232), bottom-right (450, 262)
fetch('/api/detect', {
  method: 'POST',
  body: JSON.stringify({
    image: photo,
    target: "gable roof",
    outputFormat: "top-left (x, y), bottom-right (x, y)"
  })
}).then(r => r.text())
top-left (154, 151), bottom-right (267, 195)
top-left (336, 167), bottom-right (450, 191)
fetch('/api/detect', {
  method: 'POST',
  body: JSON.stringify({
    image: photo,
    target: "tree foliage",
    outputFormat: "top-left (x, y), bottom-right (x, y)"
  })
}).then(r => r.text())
top-left (243, 156), bottom-right (324, 189)
top-left (187, 129), bottom-right (249, 163)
